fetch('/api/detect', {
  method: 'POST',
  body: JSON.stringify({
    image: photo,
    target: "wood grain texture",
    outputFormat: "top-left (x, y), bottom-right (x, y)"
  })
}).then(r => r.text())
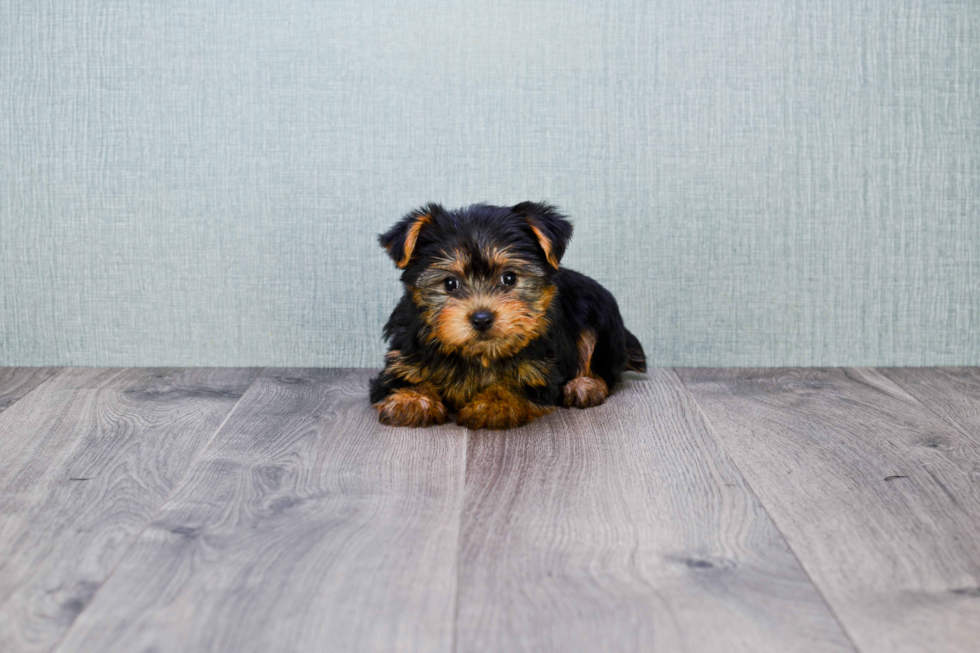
top-left (455, 369), bottom-right (855, 653)
top-left (0, 367), bottom-right (259, 653)
top-left (878, 368), bottom-right (980, 443)
top-left (0, 368), bottom-right (59, 413)
top-left (677, 368), bottom-right (980, 653)
top-left (56, 369), bottom-right (467, 653)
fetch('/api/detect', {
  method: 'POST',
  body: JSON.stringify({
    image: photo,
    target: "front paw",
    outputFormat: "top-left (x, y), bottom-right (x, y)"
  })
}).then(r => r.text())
top-left (563, 376), bottom-right (608, 409)
top-left (376, 385), bottom-right (448, 427)
top-left (457, 386), bottom-right (551, 430)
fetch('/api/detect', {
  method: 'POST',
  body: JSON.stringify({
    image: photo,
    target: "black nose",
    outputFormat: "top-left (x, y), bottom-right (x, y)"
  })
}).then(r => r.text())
top-left (470, 310), bottom-right (494, 332)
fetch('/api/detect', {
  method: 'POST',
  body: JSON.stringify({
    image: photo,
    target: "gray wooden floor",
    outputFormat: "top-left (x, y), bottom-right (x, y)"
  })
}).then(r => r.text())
top-left (0, 368), bottom-right (978, 653)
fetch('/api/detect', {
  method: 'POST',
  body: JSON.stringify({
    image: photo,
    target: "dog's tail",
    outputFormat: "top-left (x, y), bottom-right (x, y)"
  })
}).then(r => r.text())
top-left (624, 329), bottom-right (647, 372)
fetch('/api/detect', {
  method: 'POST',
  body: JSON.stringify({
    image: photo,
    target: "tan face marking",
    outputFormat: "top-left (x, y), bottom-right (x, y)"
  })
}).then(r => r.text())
top-left (428, 284), bottom-right (554, 364)
top-left (411, 247), bottom-right (554, 364)
top-left (484, 245), bottom-right (518, 271)
top-left (429, 248), bottom-right (470, 278)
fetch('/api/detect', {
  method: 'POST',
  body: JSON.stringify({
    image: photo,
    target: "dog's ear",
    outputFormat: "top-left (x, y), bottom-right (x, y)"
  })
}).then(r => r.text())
top-left (379, 205), bottom-right (440, 269)
top-left (512, 202), bottom-right (573, 269)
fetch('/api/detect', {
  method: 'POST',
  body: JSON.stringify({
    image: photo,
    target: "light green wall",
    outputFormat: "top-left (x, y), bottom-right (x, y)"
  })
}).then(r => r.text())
top-left (2, 0), bottom-right (978, 367)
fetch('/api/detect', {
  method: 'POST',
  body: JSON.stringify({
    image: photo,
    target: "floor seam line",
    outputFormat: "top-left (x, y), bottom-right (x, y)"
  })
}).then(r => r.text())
top-left (48, 366), bottom-right (266, 653)
top-left (0, 367), bottom-right (65, 416)
top-left (450, 428), bottom-right (469, 653)
top-left (670, 367), bottom-right (865, 653)
top-left (873, 367), bottom-right (980, 444)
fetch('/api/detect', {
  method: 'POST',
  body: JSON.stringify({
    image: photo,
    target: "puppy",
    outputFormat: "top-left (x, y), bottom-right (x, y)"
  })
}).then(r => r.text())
top-left (370, 202), bottom-right (646, 430)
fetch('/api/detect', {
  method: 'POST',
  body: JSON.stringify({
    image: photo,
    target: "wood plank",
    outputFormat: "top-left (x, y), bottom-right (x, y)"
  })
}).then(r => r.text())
top-left (878, 368), bottom-right (980, 443)
top-left (0, 368), bottom-right (60, 413)
top-left (455, 369), bottom-right (855, 653)
top-left (677, 367), bottom-right (980, 653)
top-left (0, 367), bottom-right (259, 653)
top-left (56, 369), bottom-right (467, 653)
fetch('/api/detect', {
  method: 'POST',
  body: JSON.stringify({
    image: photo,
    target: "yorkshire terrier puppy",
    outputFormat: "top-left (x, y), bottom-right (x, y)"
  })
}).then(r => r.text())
top-left (370, 202), bottom-right (646, 430)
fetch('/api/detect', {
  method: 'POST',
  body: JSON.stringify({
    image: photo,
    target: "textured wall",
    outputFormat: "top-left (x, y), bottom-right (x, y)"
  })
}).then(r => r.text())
top-left (1, 0), bottom-right (978, 367)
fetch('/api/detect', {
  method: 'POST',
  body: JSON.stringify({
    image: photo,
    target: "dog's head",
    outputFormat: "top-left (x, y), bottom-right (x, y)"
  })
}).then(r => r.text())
top-left (380, 202), bottom-right (572, 364)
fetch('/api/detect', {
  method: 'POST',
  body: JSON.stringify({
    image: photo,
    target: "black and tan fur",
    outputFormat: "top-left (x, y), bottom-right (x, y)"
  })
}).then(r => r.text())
top-left (370, 202), bottom-right (646, 430)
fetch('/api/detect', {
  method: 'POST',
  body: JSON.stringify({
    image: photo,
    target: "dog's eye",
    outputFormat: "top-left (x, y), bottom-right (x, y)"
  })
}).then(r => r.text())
top-left (500, 271), bottom-right (517, 286)
top-left (444, 277), bottom-right (459, 292)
